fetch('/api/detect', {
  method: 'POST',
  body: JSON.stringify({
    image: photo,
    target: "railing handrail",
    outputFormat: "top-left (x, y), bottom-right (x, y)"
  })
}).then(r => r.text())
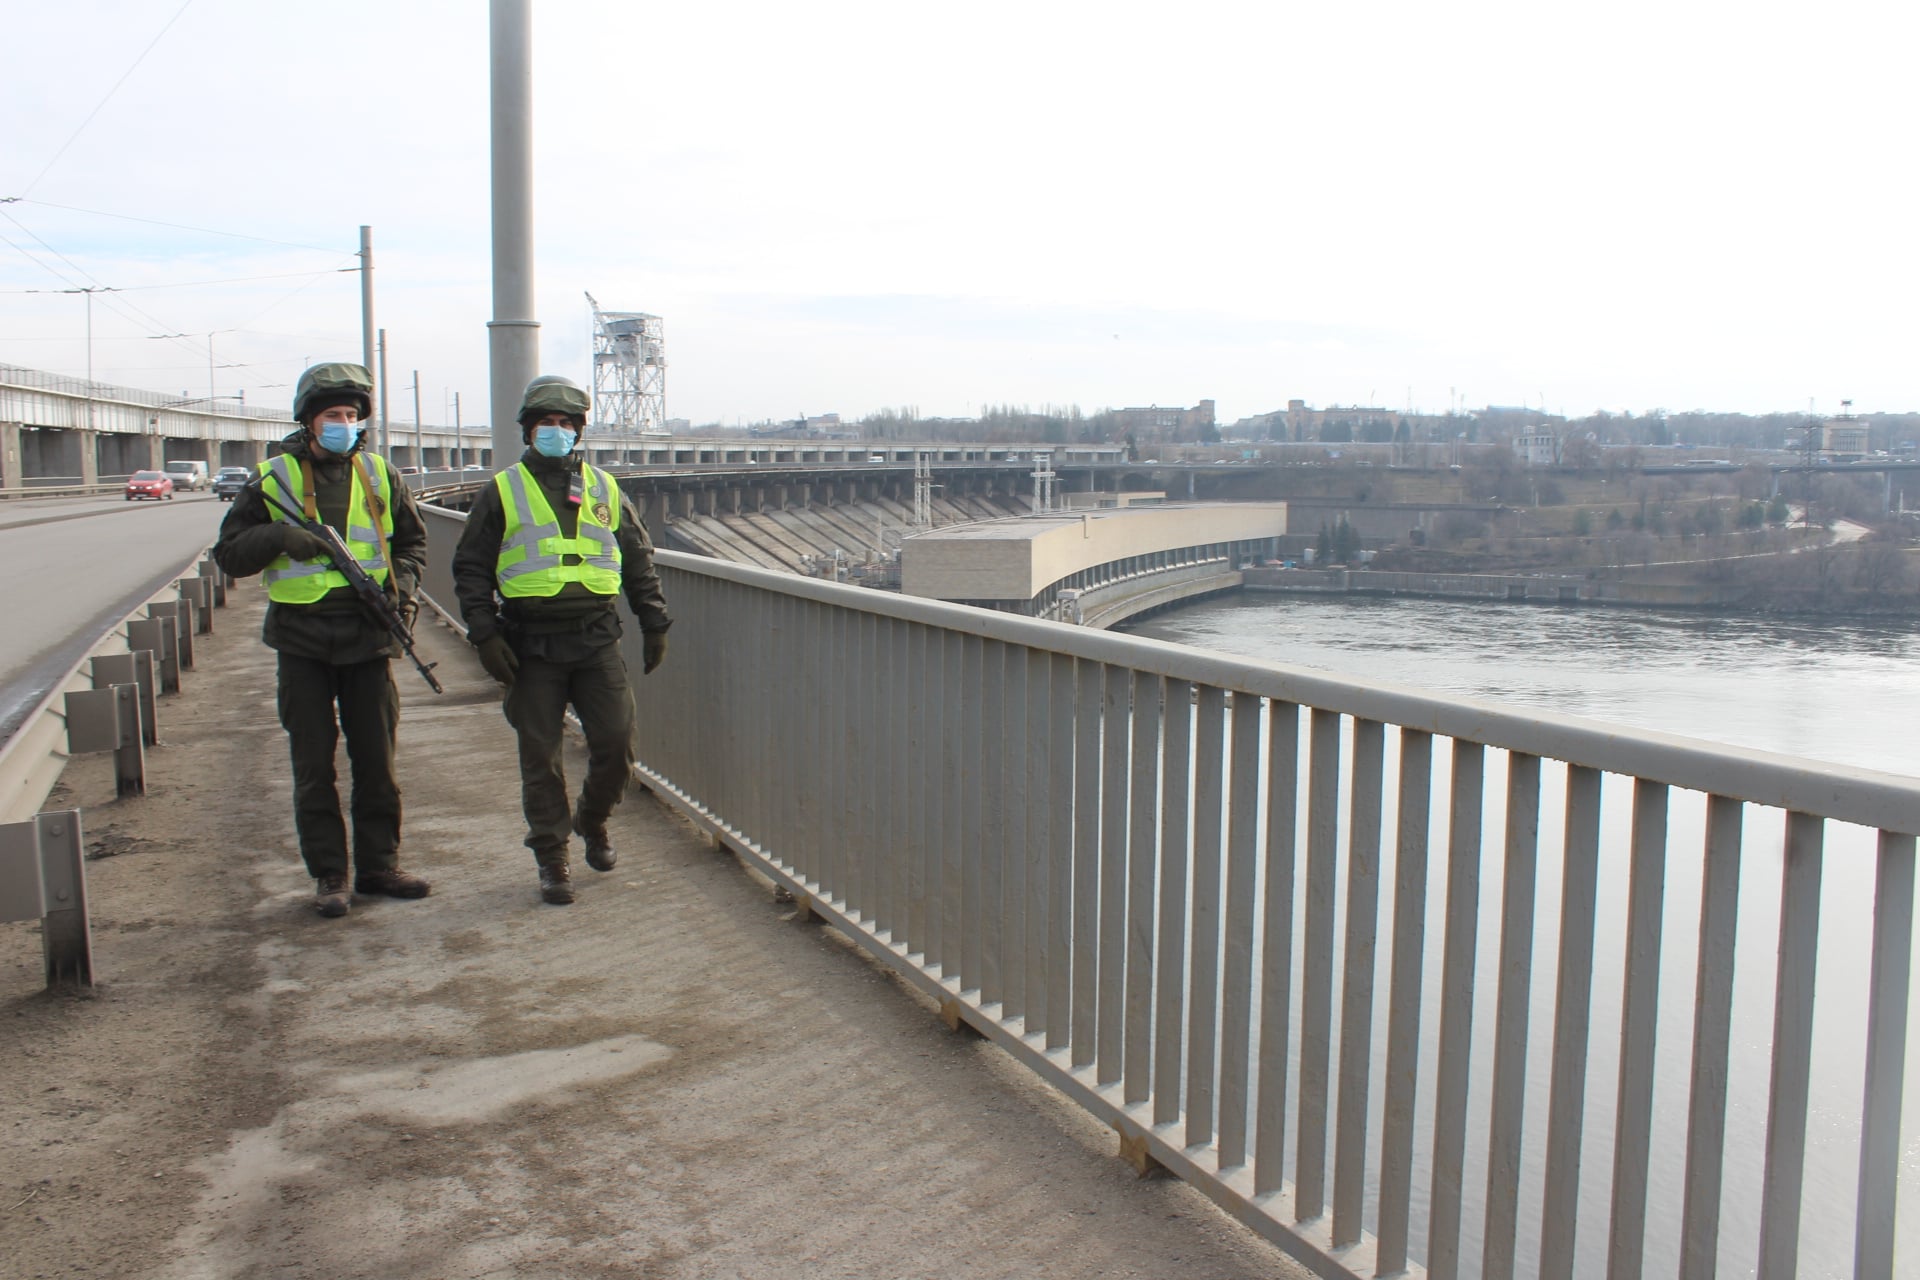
top-left (651, 548), bottom-right (1920, 835)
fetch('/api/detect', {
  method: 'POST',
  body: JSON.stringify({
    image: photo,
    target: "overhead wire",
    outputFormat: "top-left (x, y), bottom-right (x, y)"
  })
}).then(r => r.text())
top-left (18, 0), bottom-right (198, 198)
top-left (0, 197), bottom-right (346, 256)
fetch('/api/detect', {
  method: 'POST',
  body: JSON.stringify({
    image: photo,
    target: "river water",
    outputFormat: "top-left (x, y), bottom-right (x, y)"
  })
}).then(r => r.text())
top-left (1126, 594), bottom-right (1920, 1279)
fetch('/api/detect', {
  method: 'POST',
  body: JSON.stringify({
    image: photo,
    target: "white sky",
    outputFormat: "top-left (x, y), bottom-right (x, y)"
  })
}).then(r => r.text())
top-left (2, 0), bottom-right (1915, 427)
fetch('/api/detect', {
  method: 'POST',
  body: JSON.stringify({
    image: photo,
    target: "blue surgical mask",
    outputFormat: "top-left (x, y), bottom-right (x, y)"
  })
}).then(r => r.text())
top-left (533, 425), bottom-right (577, 458)
top-left (317, 422), bottom-right (361, 455)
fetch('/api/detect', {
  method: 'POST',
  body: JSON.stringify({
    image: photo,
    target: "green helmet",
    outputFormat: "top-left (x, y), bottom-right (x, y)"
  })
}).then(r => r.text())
top-left (293, 362), bottom-right (374, 425)
top-left (518, 374), bottom-right (591, 428)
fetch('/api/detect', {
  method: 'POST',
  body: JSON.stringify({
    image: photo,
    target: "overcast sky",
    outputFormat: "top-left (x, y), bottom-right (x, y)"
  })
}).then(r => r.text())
top-left (2, 1), bottom-right (1915, 428)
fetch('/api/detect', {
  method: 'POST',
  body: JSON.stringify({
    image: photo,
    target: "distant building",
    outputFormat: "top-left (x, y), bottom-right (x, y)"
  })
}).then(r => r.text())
top-left (1822, 405), bottom-right (1868, 459)
top-left (1110, 400), bottom-right (1215, 439)
top-left (1283, 399), bottom-right (1402, 442)
top-left (1513, 427), bottom-right (1557, 467)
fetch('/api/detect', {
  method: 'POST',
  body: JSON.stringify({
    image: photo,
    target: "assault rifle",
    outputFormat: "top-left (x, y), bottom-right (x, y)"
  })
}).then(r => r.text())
top-left (253, 483), bottom-right (444, 693)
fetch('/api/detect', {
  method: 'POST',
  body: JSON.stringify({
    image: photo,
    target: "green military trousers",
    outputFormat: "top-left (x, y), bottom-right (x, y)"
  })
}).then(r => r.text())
top-left (275, 652), bottom-right (402, 879)
top-left (501, 640), bottom-right (636, 861)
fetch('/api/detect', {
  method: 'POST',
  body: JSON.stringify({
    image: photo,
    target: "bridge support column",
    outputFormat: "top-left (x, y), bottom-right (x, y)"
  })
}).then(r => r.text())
top-left (0, 422), bottom-right (20, 488)
top-left (78, 431), bottom-right (99, 487)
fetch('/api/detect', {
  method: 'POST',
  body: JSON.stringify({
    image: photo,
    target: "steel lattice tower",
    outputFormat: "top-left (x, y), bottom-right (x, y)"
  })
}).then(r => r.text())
top-left (586, 292), bottom-right (667, 435)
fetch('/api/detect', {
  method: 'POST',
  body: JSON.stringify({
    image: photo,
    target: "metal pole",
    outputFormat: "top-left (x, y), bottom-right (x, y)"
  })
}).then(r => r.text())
top-left (83, 289), bottom-right (94, 433)
top-left (488, 0), bottom-right (539, 472)
top-left (454, 392), bottom-right (463, 467)
top-left (358, 225), bottom-right (374, 378)
top-left (412, 371), bottom-right (422, 469)
top-left (377, 328), bottom-right (390, 458)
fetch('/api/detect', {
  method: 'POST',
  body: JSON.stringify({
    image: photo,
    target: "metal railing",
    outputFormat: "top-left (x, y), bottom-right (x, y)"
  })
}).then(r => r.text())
top-left (416, 512), bottom-right (1919, 1280)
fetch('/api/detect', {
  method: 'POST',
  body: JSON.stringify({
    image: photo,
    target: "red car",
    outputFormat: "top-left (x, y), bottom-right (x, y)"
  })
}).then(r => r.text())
top-left (125, 470), bottom-right (175, 501)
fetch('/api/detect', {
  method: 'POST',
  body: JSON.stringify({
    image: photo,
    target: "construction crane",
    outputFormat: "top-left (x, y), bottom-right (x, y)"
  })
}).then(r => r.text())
top-left (585, 292), bottom-right (667, 435)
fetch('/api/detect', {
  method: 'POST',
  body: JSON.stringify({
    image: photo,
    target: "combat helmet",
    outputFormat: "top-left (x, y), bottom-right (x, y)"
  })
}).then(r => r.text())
top-left (293, 362), bottom-right (374, 425)
top-left (518, 374), bottom-right (591, 428)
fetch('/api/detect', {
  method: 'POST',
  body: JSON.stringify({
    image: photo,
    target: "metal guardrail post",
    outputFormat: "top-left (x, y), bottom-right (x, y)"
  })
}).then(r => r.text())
top-left (91, 650), bottom-right (157, 747)
top-left (64, 683), bottom-right (144, 797)
top-left (128, 615), bottom-right (179, 694)
top-left (148, 600), bottom-right (194, 670)
top-left (197, 559), bottom-right (227, 608)
top-left (0, 810), bottom-right (92, 986)
top-left (178, 577), bottom-right (214, 634)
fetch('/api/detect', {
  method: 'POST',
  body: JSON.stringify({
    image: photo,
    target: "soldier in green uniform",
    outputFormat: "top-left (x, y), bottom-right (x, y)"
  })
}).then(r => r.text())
top-left (214, 362), bottom-right (433, 918)
top-left (451, 375), bottom-right (671, 905)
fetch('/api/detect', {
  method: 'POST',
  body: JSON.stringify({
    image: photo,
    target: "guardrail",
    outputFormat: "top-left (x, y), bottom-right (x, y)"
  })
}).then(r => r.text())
top-left (0, 550), bottom-right (227, 986)
top-left (412, 510), bottom-right (1919, 1280)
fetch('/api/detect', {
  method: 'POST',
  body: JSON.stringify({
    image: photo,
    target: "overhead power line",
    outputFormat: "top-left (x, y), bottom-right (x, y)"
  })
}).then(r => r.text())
top-left (19, 0), bottom-right (198, 198)
top-left (0, 197), bottom-right (346, 256)
top-left (3, 267), bottom-right (354, 294)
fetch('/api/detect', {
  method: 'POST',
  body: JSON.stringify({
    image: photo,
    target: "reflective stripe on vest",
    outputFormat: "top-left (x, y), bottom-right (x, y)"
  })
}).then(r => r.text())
top-left (494, 463), bottom-right (621, 597)
top-left (258, 452), bottom-right (392, 603)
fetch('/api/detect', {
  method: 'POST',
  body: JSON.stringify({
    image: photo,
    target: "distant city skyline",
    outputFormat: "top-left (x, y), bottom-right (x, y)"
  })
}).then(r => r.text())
top-left (3, 2), bottom-right (1915, 426)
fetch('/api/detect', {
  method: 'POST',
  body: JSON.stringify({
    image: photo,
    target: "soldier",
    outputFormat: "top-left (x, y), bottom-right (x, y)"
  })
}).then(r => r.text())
top-left (214, 362), bottom-right (433, 917)
top-left (451, 375), bottom-right (671, 905)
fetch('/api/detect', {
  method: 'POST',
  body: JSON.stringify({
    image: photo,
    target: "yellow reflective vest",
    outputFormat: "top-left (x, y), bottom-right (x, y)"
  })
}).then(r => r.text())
top-left (259, 452), bottom-right (392, 604)
top-left (494, 462), bottom-right (622, 597)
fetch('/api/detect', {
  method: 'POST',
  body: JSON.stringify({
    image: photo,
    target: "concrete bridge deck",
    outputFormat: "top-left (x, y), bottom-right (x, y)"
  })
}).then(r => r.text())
top-left (0, 580), bottom-right (1304, 1278)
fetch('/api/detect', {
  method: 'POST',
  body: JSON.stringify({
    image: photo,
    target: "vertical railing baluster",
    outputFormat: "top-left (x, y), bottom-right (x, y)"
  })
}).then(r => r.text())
top-left (1428, 739), bottom-right (1485, 1280)
top-left (1155, 679), bottom-right (1194, 1127)
top-left (1377, 728), bottom-right (1433, 1273)
top-left (908, 623), bottom-right (930, 957)
top-left (1097, 664), bottom-right (1130, 1085)
top-left (1125, 670), bottom-right (1161, 1105)
top-left (1757, 812), bottom-right (1824, 1280)
top-left (1026, 649), bottom-right (1051, 1038)
top-left (1218, 692), bottom-right (1263, 1168)
top-left (1541, 764), bottom-right (1603, 1280)
top-left (857, 611), bottom-right (878, 922)
top-left (1254, 700), bottom-right (1300, 1198)
top-left (829, 604), bottom-right (850, 904)
top-left (1680, 793), bottom-right (1743, 1280)
top-left (1071, 658), bottom-right (1101, 1068)
top-left (939, 630), bottom-right (963, 979)
top-left (958, 634), bottom-right (984, 992)
top-left (1002, 645), bottom-right (1029, 1019)
top-left (981, 641), bottom-right (1006, 1007)
top-left (796, 600), bottom-right (821, 890)
top-left (1188, 686), bottom-right (1227, 1149)
top-left (1296, 708), bottom-right (1343, 1222)
top-left (1047, 652), bottom-right (1077, 1056)
top-left (872, 613), bottom-right (892, 935)
top-left (1856, 830), bottom-right (1916, 1280)
top-left (1608, 779), bottom-right (1669, 1280)
top-left (1484, 751), bottom-right (1541, 1280)
top-left (1333, 717), bottom-right (1385, 1247)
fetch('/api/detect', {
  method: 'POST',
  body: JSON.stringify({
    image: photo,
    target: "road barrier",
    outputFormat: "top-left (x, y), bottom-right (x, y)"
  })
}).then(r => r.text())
top-left (0, 549), bottom-right (230, 988)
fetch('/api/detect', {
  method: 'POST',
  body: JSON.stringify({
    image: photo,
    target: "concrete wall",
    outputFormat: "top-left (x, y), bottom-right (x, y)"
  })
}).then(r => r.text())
top-left (902, 503), bottom-right (1286, 601)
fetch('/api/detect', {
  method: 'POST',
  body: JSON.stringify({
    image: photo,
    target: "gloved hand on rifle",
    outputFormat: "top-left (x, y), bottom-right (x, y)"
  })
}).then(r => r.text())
top-left (476, 634), bottom-right (519, 687)
top-left (277, 525), bottom-right (333, 562)
top-left (398, 596), bottom-right (419, 635)
top-left (643, 630), bottom-right (668, 675)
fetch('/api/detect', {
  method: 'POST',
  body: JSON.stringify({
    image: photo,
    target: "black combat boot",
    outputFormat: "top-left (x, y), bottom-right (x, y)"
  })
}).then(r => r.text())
top-left (573, 812), bottom-right (616, 872)
top-left (538, 859), bottom-right (575, 905)
top-left (315, 872), bottom-right (351, 918)
top-left (355, 866), bottom-right (432, 898)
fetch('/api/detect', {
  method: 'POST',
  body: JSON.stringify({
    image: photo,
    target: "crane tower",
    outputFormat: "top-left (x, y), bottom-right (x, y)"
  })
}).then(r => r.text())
top-left (586, 292), bottom-right (667, 435)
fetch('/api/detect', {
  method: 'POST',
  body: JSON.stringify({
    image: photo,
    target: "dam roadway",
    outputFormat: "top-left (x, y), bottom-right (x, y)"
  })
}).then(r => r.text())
top-left (0, 541), bottom-right (1309, 1278)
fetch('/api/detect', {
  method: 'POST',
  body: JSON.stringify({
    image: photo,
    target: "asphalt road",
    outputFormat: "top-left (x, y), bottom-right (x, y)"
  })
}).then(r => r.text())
top-left (0, 490), bottom-right (231, 746)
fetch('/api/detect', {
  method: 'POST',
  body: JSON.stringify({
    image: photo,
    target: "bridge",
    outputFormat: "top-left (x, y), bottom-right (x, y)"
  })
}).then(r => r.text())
top-left (1, 484), bottom-right (1913, 1279)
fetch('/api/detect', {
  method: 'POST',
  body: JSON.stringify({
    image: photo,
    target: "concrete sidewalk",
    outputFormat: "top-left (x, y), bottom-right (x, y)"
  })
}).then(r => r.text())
top-left (0, 579), bottom-right (1306, 1279)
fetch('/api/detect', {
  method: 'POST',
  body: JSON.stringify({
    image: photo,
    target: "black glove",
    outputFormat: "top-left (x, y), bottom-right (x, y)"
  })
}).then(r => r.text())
top-left (642, 630), bottom-right (668, 675)
top-left (277, 525), bottom-right (332, 561)
top-left (476, 634), bottom-right (519, 687)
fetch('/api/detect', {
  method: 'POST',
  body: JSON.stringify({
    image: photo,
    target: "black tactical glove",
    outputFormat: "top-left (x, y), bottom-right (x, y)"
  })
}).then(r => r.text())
top-left (642, 630), bottom-right (668, 675)
top-left (278, 526), bottom-right (332, 561)
top-left (476, 633), bottom-right (519, 687)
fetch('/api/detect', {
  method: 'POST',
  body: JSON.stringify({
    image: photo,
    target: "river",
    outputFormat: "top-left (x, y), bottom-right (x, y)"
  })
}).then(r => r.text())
top-left (1126, 593), bottom-right (1920, 1279)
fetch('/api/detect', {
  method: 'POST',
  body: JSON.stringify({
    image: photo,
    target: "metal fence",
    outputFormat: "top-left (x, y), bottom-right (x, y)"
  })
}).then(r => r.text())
top-left (418, 509), bottom-right (1919, 1280)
